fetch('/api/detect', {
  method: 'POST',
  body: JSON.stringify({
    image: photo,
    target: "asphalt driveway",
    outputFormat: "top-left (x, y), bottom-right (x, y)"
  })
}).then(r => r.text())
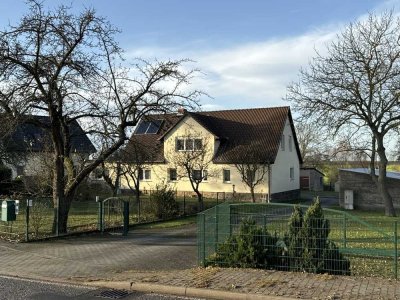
top-left (0, 224), bottom-right (197, 280)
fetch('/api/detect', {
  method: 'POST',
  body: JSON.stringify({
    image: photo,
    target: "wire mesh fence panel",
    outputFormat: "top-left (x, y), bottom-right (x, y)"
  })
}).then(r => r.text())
top-left (0, 220), bottom-right (25, 242)
top-left (1, 188), bottom-right (229, 243)
top-left (198, 202), bottom-right (399, 279)
top-left (26, 197), bottom-right (54, 240)
top-left (103, 197), bottom-right (124, 233)
top-left (67, 200), bottom-right (98, 233)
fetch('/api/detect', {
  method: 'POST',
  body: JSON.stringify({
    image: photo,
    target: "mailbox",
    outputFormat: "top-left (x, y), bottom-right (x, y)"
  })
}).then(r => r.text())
top-left (1, 200), bottom-right (16, 222)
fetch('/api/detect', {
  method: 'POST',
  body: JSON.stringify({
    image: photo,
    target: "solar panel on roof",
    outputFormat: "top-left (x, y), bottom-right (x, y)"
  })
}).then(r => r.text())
top-left (134, 121), bottom-right (149, 134)
top-left (146, 120), bottom-right (163, 134)
top-left (134, 119), bottom-right (163, 134)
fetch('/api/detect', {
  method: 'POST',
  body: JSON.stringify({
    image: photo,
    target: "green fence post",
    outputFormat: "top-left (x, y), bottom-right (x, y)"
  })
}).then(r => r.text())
top-left (200, 213), bottom-right (206, 267)
top-left (56, 197), bottom-right (59, 237)
top-left (138, 196), bottom-right (141, 223)
top-left (394, 221), bottom-right (398, 279)
top-left (215, 205), bottom-right (219, 248)
top-left (123, 201), bottom-right (129, 236)
top-left (263, 214), bottom-right (267, 247)
top-left (343, 214), bottom-right (347, 249)
top-left (183, 192), bottom-right (186, 216)
top-left (97, 196), bottom-right (103, 233)
top-left (25, 199), bottom-right (30, 242)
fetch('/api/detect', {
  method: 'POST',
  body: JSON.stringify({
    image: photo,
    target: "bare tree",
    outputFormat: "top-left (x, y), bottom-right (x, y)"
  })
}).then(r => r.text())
top-left (234, 143), bottom-right (270, 203)
top-left (169, 132), bottom-right (215, 210)
top-left (0, 1), bottom-right (200, 232)
top-left (102, 139), bottom-right (154, 203)
top-left (287, 11), bottom-right (400, 216)
top-left (295, 121), bottom-right (329, 168)
top-left (99, 160), bottom-right (122, 197)
top-left (120, 139), bottom-right (155, 204)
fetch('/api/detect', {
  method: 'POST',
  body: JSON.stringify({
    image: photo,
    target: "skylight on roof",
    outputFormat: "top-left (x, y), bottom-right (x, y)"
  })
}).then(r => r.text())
top-left (134, 120), bottom-right (163, 134)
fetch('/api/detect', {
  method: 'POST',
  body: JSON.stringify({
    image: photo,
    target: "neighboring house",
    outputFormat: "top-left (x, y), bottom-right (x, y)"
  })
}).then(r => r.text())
top-left (339, 168), bottom-right (400, 210)
top-left (2, 116), bottom-right (96, 179)
top-left (120, 106), bottom-right (302, 202)
top-left (300, 167), bottom-right (324, 191)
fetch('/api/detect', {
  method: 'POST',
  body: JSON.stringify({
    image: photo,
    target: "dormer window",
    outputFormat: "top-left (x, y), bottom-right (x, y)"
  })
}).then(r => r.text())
top-left (176, 137), bottom-right (202, 151)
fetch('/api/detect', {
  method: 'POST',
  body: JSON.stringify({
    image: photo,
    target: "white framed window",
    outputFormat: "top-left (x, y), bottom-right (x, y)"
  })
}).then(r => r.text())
top-left (186, 138), bottom-right (194, 151)
top-left (223, 169), bottom-right (231, 183)
top-left (290, 167), bottom-right (294, 181)
top-left (176, 137), bottom-right (202, 151)
top-left (192, 169), bottom-right (202, 181)
top-left (176, 139), bottom-right (185, 151)
top-left (169, 168), bottom-right (177, 181)
top-left (139, 168), bottom-right (151, 180)
top-left (289, 135), bottom-right (293, 152)
top-left (191, 169), bottom-right (207, 181)
top-left (203, 170), bottom-right (208, 181)
top-left (281, 134), bottom-right (285, 151)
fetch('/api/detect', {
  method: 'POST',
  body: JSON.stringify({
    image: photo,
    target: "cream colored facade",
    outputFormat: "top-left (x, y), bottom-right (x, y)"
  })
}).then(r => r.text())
top-left (120, 115), bottom-right (300, 199)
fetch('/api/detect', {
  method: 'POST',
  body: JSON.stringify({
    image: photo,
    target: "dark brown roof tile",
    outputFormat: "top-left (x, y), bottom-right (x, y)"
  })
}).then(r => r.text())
top-left (126, 106), bottom-right (302, 164)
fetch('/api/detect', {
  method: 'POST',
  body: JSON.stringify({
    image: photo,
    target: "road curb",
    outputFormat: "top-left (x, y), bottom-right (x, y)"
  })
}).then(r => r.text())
top-left (85, 280), bottom-right (299, 300)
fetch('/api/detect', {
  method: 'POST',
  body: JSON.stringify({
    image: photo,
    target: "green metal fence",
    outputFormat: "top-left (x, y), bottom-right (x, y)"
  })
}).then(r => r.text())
top-left (198, 203), bottom-right (399, 279)
top-left (0, 189), bottom-right (221, 242)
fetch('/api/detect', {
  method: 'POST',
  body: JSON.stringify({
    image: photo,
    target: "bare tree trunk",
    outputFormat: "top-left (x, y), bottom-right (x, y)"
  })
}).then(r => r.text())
top-left (195, 190), bottom-right (204, 211)
top-left (53, 194), bottom-right (74, 234)
top-left (377, 154), bottom-right (396, 217)
top-left (52, 138), bottom-right (66, 233)
top-left (376, 137), bottom-right (396, 217)
top-left (250, 187), bottom-right (256, 203)
top-left (135, 181), bottom-right (140, 204)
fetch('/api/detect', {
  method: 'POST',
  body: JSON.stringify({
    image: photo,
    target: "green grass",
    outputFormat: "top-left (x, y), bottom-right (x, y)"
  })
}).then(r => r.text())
top-left (132, 215), bottom-right (197, 230)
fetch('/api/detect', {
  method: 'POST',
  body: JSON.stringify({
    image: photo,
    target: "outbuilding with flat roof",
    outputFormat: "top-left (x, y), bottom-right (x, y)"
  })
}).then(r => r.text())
top-left (339, 168), bottom-right (400, 210)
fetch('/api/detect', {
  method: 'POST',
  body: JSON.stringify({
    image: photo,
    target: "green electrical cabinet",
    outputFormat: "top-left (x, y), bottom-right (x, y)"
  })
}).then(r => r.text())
top-left (1, 200), bottom-right (16, 222)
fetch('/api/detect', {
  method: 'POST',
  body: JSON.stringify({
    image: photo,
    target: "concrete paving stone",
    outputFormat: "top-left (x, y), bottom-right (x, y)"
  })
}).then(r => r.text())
top-left (1, 223), bottom-right (400, 299)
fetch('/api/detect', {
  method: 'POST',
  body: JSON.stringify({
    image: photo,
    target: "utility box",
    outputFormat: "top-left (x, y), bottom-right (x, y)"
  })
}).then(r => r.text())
top-left (1, 200), bottom-right (16, 222)
top-left (344, 190), bottom-right (354, 210)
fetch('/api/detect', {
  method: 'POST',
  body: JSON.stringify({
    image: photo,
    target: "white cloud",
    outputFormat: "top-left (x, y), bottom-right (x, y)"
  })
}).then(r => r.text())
top-left (126, 27), bottom-right (339, 110)
top-left (133, 0), bottom-right (400, 111)
top-left (195, 30), bottom-right (338, 108)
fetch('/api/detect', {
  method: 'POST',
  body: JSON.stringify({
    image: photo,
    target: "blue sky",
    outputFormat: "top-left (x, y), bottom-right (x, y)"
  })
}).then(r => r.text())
top-left (0, 0), bottom-right (397, 110)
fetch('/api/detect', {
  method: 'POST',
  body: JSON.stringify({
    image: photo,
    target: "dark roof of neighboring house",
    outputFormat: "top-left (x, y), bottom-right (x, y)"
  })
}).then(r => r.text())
top-left (4, 115), bottom-right (96, 154)
top-left (340, 168), bottom-right (400, 180)
top-left (126, 106), bottom-right (302, 164)
top-left (300, 167), bottom-right (325, 176)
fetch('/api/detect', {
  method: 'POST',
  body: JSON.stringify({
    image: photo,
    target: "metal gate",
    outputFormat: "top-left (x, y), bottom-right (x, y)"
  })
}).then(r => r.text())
top-left (98, 197), bottom-right (129, 235)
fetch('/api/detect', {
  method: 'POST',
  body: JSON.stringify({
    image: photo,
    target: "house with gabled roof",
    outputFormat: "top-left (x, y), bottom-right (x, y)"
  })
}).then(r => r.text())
top-left (2, 115), bottom-right (96, 179)
top-left (121, 106), bottom-right (302, 201)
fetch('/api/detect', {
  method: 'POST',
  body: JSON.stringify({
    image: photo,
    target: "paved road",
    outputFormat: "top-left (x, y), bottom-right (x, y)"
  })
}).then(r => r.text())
top-left (0, 225), bottom-right (197, 280)
top-left (0, 198), bottom-right (339, 281)
top-left (0, 275), bottom-right (203, 300)
top-left (302, 194), bottom-right (339, 207)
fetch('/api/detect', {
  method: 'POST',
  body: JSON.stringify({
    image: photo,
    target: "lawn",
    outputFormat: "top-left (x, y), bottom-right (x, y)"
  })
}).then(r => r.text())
top-left (132, 215), bottom-right (197, 230)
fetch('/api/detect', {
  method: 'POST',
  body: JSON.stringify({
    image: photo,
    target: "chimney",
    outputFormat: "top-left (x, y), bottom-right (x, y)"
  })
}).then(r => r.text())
top-left (177, 107), bottom-right (187, 115)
